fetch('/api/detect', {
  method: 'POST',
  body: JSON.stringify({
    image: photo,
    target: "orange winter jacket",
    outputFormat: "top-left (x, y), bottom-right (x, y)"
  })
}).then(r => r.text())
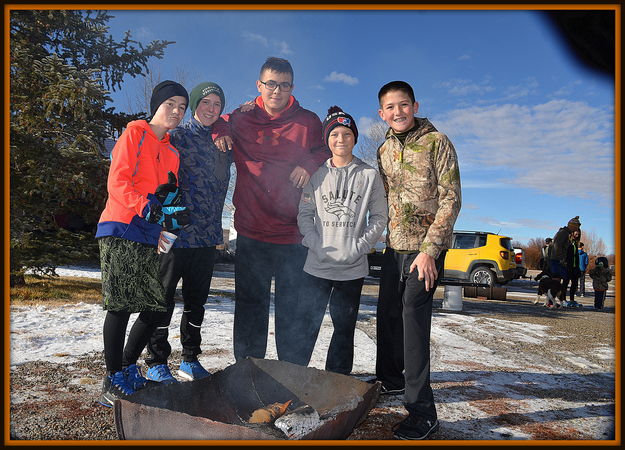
top-left (96, 120), bottom-right (180, 244)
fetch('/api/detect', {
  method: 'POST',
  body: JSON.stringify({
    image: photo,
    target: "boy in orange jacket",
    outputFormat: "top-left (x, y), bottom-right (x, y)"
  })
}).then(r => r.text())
top-left (95, 80), bottom-right (190, 406)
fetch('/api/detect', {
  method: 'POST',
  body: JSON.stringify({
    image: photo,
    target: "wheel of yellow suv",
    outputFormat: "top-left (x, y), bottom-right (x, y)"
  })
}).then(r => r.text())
top-left (470, 266), bottom-right (496, 286)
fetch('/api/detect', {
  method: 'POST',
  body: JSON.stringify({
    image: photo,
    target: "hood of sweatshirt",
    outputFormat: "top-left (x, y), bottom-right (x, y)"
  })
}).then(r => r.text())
top-left (125, 119), bottom-right (173, 145)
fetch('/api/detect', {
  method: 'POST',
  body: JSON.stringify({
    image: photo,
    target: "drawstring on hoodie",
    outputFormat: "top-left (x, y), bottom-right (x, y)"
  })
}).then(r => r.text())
top-left (329, 159), bottom-right (355, 209)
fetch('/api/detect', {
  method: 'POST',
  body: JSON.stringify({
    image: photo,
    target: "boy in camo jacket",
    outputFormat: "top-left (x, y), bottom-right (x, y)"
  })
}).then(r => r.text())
top-left (373, 81), bottom-right (461, 440)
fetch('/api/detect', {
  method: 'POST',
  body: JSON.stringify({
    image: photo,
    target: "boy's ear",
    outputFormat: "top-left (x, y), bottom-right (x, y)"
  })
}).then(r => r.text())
top-left (413, 101), bottom-right (419, 114)
top-left (377, 108), bottom-right (385, 121)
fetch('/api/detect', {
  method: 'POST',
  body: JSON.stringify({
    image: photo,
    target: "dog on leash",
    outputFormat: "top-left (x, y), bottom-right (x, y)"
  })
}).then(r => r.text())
top-left (535, 274), bottom-right (562, 307)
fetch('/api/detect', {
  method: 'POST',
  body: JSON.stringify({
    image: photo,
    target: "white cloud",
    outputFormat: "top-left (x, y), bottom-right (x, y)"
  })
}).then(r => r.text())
top-left (499, 77), bottom-right (539, 101)
top-left (476, 217), bottom-right (527, 229)
top-left (324, 71), bottom-right (359, 86)
top-left (461, 180), bottom-right (506, 189)
top-left (552, 80), bottom-right (583, 97)
top-left (307, 84), bottom-right (325, 90)
top-left (358, 117), bottom-right (376, 135)
top-left (242, 32), bottom-right (294, 55)
top-left (272, 39), bottom-right (293, 55)
top-left (357, 116), bottom-right (388, 140)
top-left (435, 99), bottom-right (614, 200)
top-left (134, 27), bottom-right (154, 40)
top-left (458, 53), bottom-right (472, 61)
top-left (242, 31), bottom-right (268, 47)
top-left (436, 77), bottom-right (494, 96)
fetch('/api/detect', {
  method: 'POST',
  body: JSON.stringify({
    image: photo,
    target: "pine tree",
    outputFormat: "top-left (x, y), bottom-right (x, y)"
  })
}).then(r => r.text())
top-left (9, 10), bottom-right (173, 285)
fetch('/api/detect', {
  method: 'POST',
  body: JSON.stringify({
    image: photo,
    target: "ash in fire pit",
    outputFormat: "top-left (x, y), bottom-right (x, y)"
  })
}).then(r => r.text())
top-left (274, 404), bottom-right (321, 439)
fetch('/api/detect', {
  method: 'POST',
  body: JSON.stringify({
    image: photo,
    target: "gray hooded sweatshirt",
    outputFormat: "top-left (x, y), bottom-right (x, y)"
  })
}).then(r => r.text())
top-left (298, 156), bottom-right (388, 281)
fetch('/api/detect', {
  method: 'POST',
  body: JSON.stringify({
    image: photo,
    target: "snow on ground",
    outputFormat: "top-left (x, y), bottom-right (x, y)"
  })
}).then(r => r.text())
top-left (11, 266), bottom-right (615, 440)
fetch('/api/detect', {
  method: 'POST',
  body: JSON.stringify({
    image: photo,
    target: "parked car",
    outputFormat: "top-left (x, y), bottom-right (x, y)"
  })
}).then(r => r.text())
top-left (367, 231), bottom-right (516, 286)
top-left (443, 231), bottom-right (517, 286)
top-left (513, 247), bottom-right (527, 279)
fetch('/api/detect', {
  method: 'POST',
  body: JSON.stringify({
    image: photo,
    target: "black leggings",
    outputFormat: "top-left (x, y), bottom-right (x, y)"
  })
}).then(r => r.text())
top-left (103, 310), bottom-right (160, 375)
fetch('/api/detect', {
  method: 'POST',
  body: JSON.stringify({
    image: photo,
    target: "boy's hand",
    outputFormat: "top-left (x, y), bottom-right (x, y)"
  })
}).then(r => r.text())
top-left (214, 136), bottom-right (233, 152)
top-left (239, 100), bottom-right (255, 112)
top-left (289, 166), bottom-right (310, 188)
top-left (410, 252), bottom-right (437, 291)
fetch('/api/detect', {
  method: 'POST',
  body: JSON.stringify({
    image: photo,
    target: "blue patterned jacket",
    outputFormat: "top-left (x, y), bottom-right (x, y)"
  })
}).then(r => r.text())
top-left (169, 116), bottom-right (232, 248)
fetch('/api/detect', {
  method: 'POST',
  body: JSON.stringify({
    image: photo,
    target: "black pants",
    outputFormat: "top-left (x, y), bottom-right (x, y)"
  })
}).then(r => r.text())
top-left (376, 248), bottom-right (445, 420)
top-left (294, 272), bottom-right (364, 374)
top-left (562, 267), bottom-right (580, 303)
top-left (233, 234), bottom-right (307, 362)
top-left (594, 290), bottom-right (606, 309)
top-left (103, 310), bottom-right (159, 374)
top-left (579, 271), bottom-right (586, 295)
top-left (144, 247), bottom-right (216, 366)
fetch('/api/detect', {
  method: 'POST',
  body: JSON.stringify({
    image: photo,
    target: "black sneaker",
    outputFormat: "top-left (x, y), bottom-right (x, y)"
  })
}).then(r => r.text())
top-left (380, 384), bottom-right (405, 395)
top-left (366, 378), bottom-right (405, 395)
top-left (393, 415), bottom-right (440, 440)
top-left (98, 371), bottom-right (136, 407)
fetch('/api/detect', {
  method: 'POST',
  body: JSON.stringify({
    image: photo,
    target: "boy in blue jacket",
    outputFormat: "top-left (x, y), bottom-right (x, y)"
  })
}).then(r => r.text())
top-left (577, 242), bottom-right (589, 296)
top-left (144, 82), bottom-right (233, 384)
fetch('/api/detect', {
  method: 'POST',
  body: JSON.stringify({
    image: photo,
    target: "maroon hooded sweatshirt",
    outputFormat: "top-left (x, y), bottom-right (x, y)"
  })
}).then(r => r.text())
top-left (222, 96), bottom-right (329, 244)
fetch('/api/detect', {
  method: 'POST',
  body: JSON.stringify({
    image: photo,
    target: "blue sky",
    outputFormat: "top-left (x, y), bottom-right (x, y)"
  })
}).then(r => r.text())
top-left (104, 8), bottom-right (616, 253)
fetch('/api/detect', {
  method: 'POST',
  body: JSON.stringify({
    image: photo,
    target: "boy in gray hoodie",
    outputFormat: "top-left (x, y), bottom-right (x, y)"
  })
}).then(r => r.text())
top-left (295, 106), bottom-right (387, 374)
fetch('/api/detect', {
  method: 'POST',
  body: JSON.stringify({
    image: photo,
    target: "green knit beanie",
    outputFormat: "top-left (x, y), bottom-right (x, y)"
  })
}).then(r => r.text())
top-left (189, 82), bottom-right (226, 115)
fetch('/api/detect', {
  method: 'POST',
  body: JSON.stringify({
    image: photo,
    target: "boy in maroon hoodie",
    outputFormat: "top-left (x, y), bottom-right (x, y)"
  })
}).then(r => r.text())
top-left (215, 57), bottom-right (330, 362)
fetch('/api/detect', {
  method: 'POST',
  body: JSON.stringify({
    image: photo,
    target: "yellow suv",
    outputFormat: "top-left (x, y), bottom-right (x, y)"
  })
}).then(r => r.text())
top-left (443, 231), bottom-right (516, 286)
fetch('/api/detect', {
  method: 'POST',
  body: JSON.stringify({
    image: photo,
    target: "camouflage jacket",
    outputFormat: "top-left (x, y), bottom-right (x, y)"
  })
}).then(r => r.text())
top-left (377, 117), bottom-right (461, 258)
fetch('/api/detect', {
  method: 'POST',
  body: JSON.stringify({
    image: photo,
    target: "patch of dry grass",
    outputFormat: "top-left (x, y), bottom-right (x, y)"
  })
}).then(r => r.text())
top-left (10, 276), bottom-right (102, 306)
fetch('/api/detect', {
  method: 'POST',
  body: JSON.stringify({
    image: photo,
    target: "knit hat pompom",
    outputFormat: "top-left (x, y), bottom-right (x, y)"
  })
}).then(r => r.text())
top-left (327, 105), bottom-right (343, 116)
top-left (322, 105), bottom-right (358, 145)
top-left (150, 80), bottom-right (189, 118)
top-left (568, 216), bottom-right (581, 226)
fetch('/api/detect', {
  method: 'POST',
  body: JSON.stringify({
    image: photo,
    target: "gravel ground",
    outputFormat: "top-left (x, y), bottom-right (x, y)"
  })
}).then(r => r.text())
top-left (9, 269), bottom-right (617, 441)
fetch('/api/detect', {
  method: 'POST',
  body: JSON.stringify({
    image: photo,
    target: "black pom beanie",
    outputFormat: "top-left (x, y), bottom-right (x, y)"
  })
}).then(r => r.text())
top-left (322, 106), bottom-right (358, 145)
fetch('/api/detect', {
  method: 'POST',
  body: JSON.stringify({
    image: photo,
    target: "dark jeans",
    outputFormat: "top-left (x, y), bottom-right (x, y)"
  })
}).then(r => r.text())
top-left (144, 247), bottom-right (216, 366)
top-left (376, 248), bottom-right (445, 420)
top-left (233, 234), bottom-right (307, 362)
top-left (294, 272), bottom-right (364, 375)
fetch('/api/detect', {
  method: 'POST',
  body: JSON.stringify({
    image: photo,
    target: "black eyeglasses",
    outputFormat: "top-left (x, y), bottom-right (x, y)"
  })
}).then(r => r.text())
top-left (259, 80), bottom-right (293, 91)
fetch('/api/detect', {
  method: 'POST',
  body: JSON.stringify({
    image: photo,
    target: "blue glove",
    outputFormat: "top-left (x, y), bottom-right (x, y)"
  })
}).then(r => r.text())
top-left (144, 203), bottom-right (189, 231)
top-left (161, 206), bottom-right (190, 232)
top-left (155, 171), bottom-right (182, 206)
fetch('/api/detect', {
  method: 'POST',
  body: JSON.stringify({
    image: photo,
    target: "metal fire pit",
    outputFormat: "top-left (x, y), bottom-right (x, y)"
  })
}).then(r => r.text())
top-left (114, 357), bottom-right (381, 440)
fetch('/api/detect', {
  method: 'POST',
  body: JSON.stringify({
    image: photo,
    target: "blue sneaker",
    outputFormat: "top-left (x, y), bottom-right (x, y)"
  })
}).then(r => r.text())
top-left (123, 364), bottom-right (148, 390)
top-left (146, 364), bottom-right (179, 384)
top-left (99, 371), bottom-right (135, 407)
top-left (178, 360), bottom-right (211, 381)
